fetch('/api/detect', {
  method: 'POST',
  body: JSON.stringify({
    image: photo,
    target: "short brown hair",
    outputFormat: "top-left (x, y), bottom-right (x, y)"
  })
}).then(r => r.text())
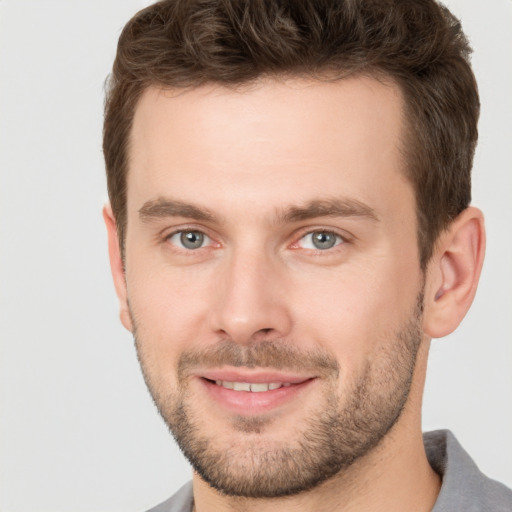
top-left (103, 0), bottom-right (479, 268)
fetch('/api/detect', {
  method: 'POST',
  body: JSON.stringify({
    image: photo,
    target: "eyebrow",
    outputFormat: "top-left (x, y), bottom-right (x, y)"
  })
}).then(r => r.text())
top-left (139, 198), bottom-right (216, 222)
top-left (138, 196), bottom-right (378, 224)
top-left (277, 198), bottom-right (378, 223)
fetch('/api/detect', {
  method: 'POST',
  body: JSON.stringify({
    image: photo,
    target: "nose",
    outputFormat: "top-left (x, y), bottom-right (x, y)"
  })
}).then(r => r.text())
top-left (209, 248), bottom-right (293, 345)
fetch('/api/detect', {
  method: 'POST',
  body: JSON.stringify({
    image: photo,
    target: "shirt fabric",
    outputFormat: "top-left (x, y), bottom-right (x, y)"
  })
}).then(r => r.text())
top-left (146, 430), bottom-right (512, 512)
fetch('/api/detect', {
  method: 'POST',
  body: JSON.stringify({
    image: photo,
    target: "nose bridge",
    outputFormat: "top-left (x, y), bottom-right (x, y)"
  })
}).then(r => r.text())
top-left (210, 242), bottom-right (292, 344)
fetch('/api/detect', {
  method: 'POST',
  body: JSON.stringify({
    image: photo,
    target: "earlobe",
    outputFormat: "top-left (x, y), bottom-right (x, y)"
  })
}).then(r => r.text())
top-left (423, 207), bottom-right (486, 339)
top-left (103, 204), bottom-right (133, 332)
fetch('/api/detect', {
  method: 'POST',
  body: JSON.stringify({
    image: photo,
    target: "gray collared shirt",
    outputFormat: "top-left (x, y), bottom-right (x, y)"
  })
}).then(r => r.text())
top-left (147, 430), bottom-right (512, 511)
top-left (425, 430), bottom-right (512, 511)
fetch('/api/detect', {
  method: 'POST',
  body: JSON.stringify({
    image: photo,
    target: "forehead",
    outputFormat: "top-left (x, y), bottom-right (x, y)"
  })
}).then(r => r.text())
top-left (128, 76), bottom-right (411, 222)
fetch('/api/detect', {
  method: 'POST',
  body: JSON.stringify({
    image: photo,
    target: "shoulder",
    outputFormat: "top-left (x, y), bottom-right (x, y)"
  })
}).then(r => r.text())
top-left (145, 482), bottom-right (194, 512)
top-left (425, 430), bottom-right (512, 512)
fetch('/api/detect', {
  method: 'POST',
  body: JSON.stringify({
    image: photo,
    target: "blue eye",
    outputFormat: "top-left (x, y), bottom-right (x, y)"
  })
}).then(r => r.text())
top-left (168, 230), bottom-right (211, 250)
top-left (299, 231), bottom-right (342, 250)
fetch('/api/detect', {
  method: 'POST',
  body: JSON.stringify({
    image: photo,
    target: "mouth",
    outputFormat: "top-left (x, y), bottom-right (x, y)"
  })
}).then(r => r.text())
top-left (210, 380), bottom-right (293, 392)
top-left (197, 370), bottom-right (316, 415)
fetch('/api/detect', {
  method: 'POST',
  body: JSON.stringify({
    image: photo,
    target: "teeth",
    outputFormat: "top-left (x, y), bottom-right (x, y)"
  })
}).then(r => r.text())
top-left (250, 383), bottom-right (269, 392)
top-left (214, 381), bottom-right (288, 392)
top-left (233, 382), bottom-right (251, 392)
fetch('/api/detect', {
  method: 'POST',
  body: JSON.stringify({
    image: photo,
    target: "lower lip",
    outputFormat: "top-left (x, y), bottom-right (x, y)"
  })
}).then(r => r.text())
top-left (200, 378), bottom-right (315, 415)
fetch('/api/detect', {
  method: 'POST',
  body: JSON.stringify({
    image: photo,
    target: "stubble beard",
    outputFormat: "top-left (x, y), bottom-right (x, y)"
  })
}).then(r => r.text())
top-left (132, 293), bottom-right (424, 498)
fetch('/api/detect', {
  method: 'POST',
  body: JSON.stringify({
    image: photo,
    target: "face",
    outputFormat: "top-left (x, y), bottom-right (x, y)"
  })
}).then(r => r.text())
top-left (120, 77), bottom-right (426, 497)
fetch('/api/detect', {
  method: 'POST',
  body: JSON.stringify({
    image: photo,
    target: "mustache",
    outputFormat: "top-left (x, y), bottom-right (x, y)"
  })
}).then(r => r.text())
top-left (177, 339), bottom-right (340, 379)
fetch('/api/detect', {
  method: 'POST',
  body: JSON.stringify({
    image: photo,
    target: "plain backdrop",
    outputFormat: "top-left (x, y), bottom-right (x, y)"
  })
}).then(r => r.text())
top-left (0, 1), bottom-right (511, 511)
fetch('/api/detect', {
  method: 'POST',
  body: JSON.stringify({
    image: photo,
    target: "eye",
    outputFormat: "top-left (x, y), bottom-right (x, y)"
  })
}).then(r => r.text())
top-left (298, 231), bottom-right (343, 250)
top-left (168, 230), bottom-right (211, 250)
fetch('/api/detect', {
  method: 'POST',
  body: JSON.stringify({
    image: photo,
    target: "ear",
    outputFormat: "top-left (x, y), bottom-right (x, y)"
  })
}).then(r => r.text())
top-left (423, 207), bottom-right (485, 338)
top-left (103, 204), bottom-right (133, 332)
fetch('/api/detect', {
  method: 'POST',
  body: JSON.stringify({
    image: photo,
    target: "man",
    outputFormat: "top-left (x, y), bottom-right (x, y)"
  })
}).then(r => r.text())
top-left (102, 0), bottom-right (512, 510)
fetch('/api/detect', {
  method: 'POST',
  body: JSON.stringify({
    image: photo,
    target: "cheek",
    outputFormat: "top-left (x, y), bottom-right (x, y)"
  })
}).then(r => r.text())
top-left (290, 260), bottom-right (421, 370)
top-left (125, 256), bottom-right (216, 364)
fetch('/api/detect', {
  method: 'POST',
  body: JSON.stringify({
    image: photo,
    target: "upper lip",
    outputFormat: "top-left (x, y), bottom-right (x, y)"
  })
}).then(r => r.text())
top-left (198, 368), bottom-right (315, 384)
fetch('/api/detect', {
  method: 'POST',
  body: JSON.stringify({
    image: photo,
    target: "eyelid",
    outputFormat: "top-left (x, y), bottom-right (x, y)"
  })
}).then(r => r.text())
top-left (161, 222), bottom-right (211, 238)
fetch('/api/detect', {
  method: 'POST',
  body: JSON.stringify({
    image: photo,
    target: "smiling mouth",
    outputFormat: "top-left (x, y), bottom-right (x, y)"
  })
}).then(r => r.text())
top-left (211, 380), bottom-right (294, 392)
top-left (199, 375), bottom-right (316, 413)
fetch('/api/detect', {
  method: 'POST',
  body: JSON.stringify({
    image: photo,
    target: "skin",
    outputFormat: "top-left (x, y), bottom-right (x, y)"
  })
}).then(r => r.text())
top-left (105, 76), bottom-right (485, 511)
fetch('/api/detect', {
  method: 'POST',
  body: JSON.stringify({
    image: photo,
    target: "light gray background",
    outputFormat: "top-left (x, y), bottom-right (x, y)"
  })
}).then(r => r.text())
top-left (0, 1), bottom-right (511, 511)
